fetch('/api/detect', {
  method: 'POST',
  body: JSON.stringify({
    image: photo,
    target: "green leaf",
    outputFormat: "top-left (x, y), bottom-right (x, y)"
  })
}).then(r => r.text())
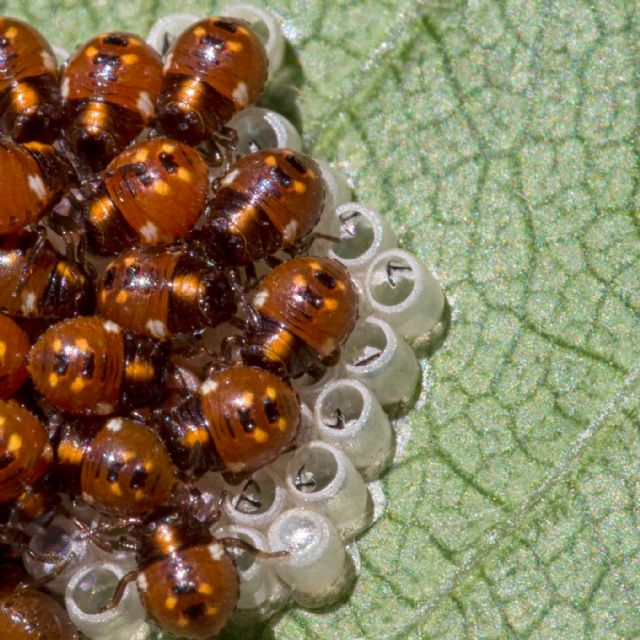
top-left (10, 0), bottom-right (640, 637)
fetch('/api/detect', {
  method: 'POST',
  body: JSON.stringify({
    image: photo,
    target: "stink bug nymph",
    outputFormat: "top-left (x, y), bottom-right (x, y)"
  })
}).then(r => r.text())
top-left (158, 17), bottom-right (268, 146)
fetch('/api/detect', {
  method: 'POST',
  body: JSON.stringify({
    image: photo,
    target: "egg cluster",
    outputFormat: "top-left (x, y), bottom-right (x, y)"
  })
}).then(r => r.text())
top-left (0, 6), bottom-right (446, 640)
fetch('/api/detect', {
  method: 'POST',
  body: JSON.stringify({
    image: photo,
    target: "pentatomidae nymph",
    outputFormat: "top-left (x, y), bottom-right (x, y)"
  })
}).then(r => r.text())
top-left (0, 5), bottom-right (448, 640)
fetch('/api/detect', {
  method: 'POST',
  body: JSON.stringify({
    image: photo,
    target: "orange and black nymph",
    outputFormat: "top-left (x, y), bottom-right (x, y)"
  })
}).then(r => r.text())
top-left (0, 232), bottom-right (93, 321)
top-left (96, 245), bottom-right (235, 339)
top-left (108, 511), bottom-right (239, 640)
top-left (28, 316), bottom-right (169, 416)
top-left (158, 17), bottom-right (268, 146)
top-left (0, 315), bottom-right (30, 399)
top-left (0, 16), bottom-right (62, 142)
top-left (56, 417), bottom-right (179, 518)
top-left (61, 32), bottom-right (163, 170)
top-left (0, 400), bottom-right (53, 504)
top-left (201, 148), bottom-right (325, 265)
top-left (242, 256), bottom-right (359, 378)
top-left (0, 587), bottom-right (80, 639)
top-left (156, 366), bottom-right (300, 477)
top-left (0, 141), bottom-right (75, 235)
top-left (81, 139), bottom-right (210, 255)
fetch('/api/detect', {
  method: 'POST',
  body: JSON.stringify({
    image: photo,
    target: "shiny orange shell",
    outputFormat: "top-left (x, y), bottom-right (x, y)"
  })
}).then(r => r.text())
top-left (0, 233), bottom-right (93, 319)
top-left (96, 246), bottom-right (235, 338)
top-left (103, 139), bottom-right (209, 245)
top-left (139, 542), bottom-right (239, 639)
top-left (205, 149), bottom-right (325, 264)
top-left (199, 366), bottom-right (300, 473)
top-left (0, 589), bottom-right (79, 639)
top-left (0, 400), bottom-right (52, 503)
top-left (0, 314), bottom-right (29, 399)
top-left (158, 17), bottom-right (267, 143)
top-left (163, 17), bottom-right (267, 112)
top-left (0, 17), bottom-right (61, 143)
top-left (61, 32), bottom-right (163, 167)
top-left (62, 32), bottom-right (162, 117)
top-left (0, 141), bottom-right (74, 234)
top-left (80, 418), bottom-right (178, 517)
top-left (0, 17), bottom-right (57, 93)
top-left (254, 256), bottom-right (359, 357)
top-left (28, 316), bottom-right (125, 415)
top-left (28, 316), bottom-right (167, 417)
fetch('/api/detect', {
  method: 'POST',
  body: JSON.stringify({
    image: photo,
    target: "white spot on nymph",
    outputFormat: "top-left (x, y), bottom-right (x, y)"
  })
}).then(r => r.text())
top-left (81, 492), bottom-right (95, 505)
top-left (61, 77), bottom-right (70, 100)
top-left (41, 50), bottom-right (56, 72)
top-left (208, 543), bottom-right (225, 561)
top-left (136, 91), bottom-right (154, 120)
top-left (28, 174), bottom-right (47, 201)
top-left (21, 291), bottom-right (36, 314)
top-left (253, 290), bottom-right (268, 309)
top-left (220, 168), bottom-right (239, 187)
top-left (139, 221), bottom-right (159, 243)
top-left (283, 219), bottom-right (298, 243)
top-left (199, 379), bottom-right (218, 396)
top-left (106, 418), bottom-right (123, 432)
top-left (137, 573), bottom-right (149, 593)
top-left (232, 82), bottom-right (248, 107)
top-left (102, 320), bottom-right (120, 334)
top-left (146, 319), bottom-right (167, 339)
top-left (96, 403), bottom-right (114, 415)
